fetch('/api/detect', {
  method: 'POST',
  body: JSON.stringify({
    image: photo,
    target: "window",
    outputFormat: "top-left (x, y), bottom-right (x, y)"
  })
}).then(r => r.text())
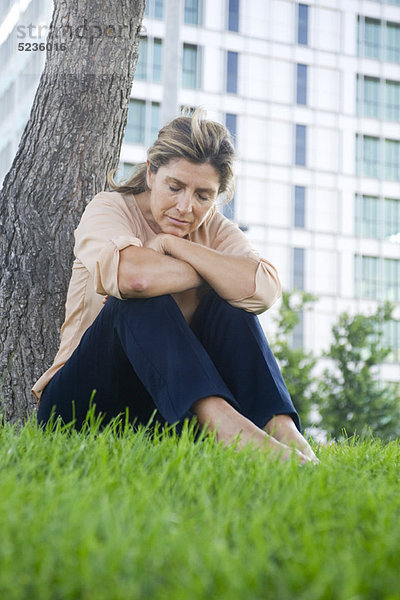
top-left (184, 0), bottom-right (201, 25)
top-left (384, 198), bottom-right (400, 239)
top-left (295, 125), bottom-right (306, 166)
top-left (382, 320), bottom-right (400, 364)
top-left (150, 102), bottom-right (161, 143)
top-left (297, 4), bottom-right (308, 45)
top-left (228, 0), bottom-right (239, 32)
top-left (385, 139), bottom-right (400, 180)
top-left (357, 75), bottom-right (380, 118)
top-left (145, 0), bottom-right (164, 19)
top-left (356, 134), bottom-right (380, 178)
top-left (358, 17), bottom-right (381, 59)
top-left (225, 113), bottom-right (237, 146)
top-left (356, 77), bottom-right (400, 121)
top-left (292, 311), bottom-right (304, 348)
top-left (223, 113), bottom-right (237, 219)
top-left (115, 162), bottom-right (136, 184)
top-left (125, 100), bottom-right (160, 145)
top-left (153, 39), bottom-right (162, 81)
top-left (135, 38), bottom-right (163, 82)
top-left (222, 196), bottom-right (235, 220)
top-left (386, 22), bottom-right (400, 62)
top-left (294, 186), bottom-right (306, 228)
top-left (136, 38), bottom-right (148, 80)
top-left (126, 99), bottom-right (146, 144)
top-left (226, 51), bottom-right (238, 94)
top-left (355, 195), bottom-right (400, 239)
top-left (293, 247), bottom-right (305, 290)
top-left (384, 258), bottom-right (400, 302)
top-left (355, 194), bottom-right (380, 238)
top-left (385, 80), bottom-right (400, 121)
top-left (182, 44), bottom-right (200, 88)
top-left (296, 64), bottom-right (307, 105)
top-left (354, 255), bottom-right (379, 299)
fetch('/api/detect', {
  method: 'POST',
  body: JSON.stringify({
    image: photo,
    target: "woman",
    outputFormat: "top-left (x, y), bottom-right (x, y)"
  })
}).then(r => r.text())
top-left (34, 109), bottom-right (317, 464)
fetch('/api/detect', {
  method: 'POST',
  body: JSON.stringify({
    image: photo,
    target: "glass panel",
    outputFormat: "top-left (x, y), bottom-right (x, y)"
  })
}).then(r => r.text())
top-left (355, 195), bottom-right (380, 238)
top-left (294, 185), bottom-right (305, 228)
top-left (364, 18), bottom-right (381, 59)
top-left (354, 254), bottom-right (361, 297)
top-left (115, 162), bottom-right (136, 184)
top-left (295, 124), bottom-right (306, 166)
top-left (362, 255), bottom-right (379, 299)
top-left (125, 99), bottom-right (146, 144)
top-left (150, 102), bottom-right (160, 144)
top-left (228, 0), bottom-right (239, 32)
top-left (182, 44), bottom-right (198, 88)
top-left (385, 80), bottom-right (400, 121)
top-left (292, 310), bottom-right (304, 348)
top-left (382, 320), bottom-right (400, 364)
top-left (135, 38), bottom-right (148, 80)
top-left (356, 75), bottom-right (361, 116)
top-left (155, 0), bottom-right (164, 19)
top-left (184, 0), bottom-right (199, 25)
top-left (152, 38), bottom-right (162, 82)
top-left (363, 136), bottom-right (380, 178)
top-left (384, 198), bottom-right (400, 239)
top-left (385, 139), bottom-right (400, 181)
top-left (355, 133), bottom-right (361, 175)
top-left (363, 76), bottom-right (380, 118)
top-left (384, 259), bottom-right (400, 301)
top-left (298, 4), bottom-right (308, 45)
top-left (222, 197), bottom-right (235, 219)
top-left (386, 22), bottom-right (400, 63)
top-left (293, 247), bottom-right (305, 289)
top-left (354, 194), bottom-right (362, 236)
top-left (225, 113), bottom-right (237, 145)
top-left (145, 0), bottom-right (164, 19)
top-left (296, 64), bottom-right (307, 105)
top-left (226, 51), bottom-right (238, 93)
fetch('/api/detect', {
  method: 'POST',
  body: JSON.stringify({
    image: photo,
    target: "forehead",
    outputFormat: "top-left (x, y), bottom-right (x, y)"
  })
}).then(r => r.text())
top-left (158, 159), bottom-right (220, 192)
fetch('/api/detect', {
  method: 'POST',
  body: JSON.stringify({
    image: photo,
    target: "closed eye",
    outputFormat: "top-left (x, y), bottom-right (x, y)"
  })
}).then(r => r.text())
top-left (169, 186), bottom-right (180, 193)
top-left (198, 193), bottom-right (210, 202)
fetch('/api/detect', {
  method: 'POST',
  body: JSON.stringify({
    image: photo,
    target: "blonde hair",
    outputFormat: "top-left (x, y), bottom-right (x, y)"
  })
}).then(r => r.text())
top-left (107, 107), bottom-right (236, 204)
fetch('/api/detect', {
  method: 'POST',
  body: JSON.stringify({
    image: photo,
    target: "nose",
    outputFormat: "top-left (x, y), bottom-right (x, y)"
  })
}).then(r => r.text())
top-left (176, 190), bottom-right (193, 215)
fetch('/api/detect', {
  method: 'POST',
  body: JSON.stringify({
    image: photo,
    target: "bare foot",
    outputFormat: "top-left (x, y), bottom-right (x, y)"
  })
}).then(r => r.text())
top-left (192, 397), bottom-right (310, 464)
top-left (264, 415), bottom-right (319, 464)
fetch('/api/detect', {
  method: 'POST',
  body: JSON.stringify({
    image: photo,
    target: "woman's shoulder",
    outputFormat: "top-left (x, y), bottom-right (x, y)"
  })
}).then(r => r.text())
top-left (89, 189), bottom-right (134, 208)
top-left (82, 190), bottom-right (141, 220)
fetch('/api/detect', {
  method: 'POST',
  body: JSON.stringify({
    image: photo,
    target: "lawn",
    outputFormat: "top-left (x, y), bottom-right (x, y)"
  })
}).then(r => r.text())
top-left (0, 414), bottom-right (399, 600)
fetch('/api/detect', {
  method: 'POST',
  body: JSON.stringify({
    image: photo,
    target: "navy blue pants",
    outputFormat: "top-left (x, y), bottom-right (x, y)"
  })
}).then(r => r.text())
top-left (37, 291), bottom-right (300, 433)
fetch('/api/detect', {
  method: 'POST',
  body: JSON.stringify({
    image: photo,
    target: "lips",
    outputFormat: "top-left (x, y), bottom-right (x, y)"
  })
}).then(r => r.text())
top-left (167, 216), bottom-right (190, 225)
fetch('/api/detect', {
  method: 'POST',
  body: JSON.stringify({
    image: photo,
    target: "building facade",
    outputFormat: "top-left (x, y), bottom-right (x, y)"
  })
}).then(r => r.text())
top-left (1, 0), bottom-right (399, 389)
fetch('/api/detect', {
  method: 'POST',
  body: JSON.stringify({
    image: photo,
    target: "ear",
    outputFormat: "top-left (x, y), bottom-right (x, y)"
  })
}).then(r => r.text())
top-left (146, 160), bottom-right (153, 190)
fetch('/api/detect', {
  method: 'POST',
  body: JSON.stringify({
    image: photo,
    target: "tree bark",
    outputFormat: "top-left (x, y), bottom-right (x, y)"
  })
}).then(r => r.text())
top-left (0, 0), bottom-right (146, 422)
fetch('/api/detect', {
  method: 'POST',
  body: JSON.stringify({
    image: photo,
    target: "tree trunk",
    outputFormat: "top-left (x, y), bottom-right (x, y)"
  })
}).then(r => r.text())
top-left (0, 0), bottom-right (146, 422)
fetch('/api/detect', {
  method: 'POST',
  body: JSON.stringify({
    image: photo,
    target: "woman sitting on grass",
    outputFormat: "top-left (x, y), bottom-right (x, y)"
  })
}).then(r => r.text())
top-left (34, 108), bottom-right (317, 464)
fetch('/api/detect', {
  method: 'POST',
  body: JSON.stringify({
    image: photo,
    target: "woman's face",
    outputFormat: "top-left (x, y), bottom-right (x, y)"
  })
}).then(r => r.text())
top-left (145, 158), bottom-right (220, 237)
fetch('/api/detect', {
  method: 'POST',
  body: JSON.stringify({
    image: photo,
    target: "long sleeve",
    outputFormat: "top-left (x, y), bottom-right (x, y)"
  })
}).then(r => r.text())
top-left (200, 212), bottom-right (282, 314)
top-left (74, 192), bottom-right (143, 299)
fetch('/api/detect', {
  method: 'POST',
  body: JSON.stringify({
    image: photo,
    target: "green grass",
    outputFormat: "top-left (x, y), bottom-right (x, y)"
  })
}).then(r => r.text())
top-left (1, 414), bottom-right (400, 600)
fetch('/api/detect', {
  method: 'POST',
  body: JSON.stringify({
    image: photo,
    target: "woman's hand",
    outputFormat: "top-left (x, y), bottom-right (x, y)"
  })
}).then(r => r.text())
top-left (144, 233), bottom-right (173, 255)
